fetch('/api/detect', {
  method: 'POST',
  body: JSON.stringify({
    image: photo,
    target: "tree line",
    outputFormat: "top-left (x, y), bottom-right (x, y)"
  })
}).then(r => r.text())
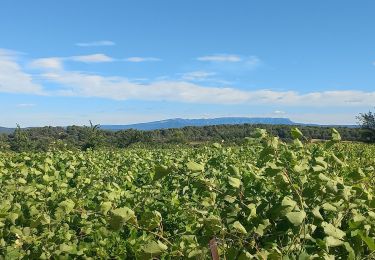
top-left (1, 110), bottom-right (374, 152)
top-left (0, 123), bottom-right (366, 152)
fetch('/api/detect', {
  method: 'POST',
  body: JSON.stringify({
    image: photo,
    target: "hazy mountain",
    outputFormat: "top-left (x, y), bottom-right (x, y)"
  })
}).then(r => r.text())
top-left (0, 127), bottom-right (15, 134)
top-left (0, 117), bottom-right (358, 133)
top-left (101, 117), bottom-right (296, 131)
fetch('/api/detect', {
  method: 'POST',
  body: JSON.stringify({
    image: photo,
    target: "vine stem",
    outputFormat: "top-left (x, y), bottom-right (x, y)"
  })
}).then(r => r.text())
top-left (282, 170), bottom-right (304, 210)
top-left (282, 169), bottom-right (306, 255)
top-left (209, 238), bottom-right (220, 260)
top-left (129, 223), bottom-right (174, 247)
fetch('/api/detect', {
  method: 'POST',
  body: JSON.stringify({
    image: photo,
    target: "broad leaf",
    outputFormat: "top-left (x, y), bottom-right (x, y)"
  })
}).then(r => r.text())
top-left (286, 211), bottom-right (306, 226)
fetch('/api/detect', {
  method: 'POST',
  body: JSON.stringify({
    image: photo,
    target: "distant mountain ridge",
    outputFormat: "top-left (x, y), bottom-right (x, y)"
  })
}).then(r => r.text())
top-left (101, 117), bottom-right (296, 131)
top-left (0, 117), bottom-right (357, 133)
top-left (0, 127), bottom-right (15, 134)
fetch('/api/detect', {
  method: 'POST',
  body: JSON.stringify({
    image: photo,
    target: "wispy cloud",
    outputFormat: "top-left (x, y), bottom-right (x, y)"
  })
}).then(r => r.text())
top-left (76, 40), bottom-right (115, 47)
top-left (0, 48), bottom-right (24, 57)
top-left (244, 56), bottom-right (261, 68)
top-left (0, 49), bottom-right (44, 94)
top-left (30, 54), bottom-right (115, 69)
top-left (70, 54), bottom-right (114, 63)
top-left (125, 57), bottom-right (161, 62)
top-left (16, 103), bottom-right (36, 107)
top-left (197, 54), bottom-right (242, 62)
top-left (181, 71), bottom-right (216, 81)
top-left (30, 57), bottom-right (63, 70)
top-left (273, 110), bottom-right (286, 115)
top-left (31, 54), bottom-right (159, 66)
top-left (197, 54), bottom-right (261, 70)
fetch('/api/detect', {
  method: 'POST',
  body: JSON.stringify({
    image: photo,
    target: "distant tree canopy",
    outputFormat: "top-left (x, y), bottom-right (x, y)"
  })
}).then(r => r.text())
top-left (0, 122), bottom-right (366, 152)
top-left (357, 109), bottom-right (375, 142)
top-left (9, 124), bottom-right (31, 152)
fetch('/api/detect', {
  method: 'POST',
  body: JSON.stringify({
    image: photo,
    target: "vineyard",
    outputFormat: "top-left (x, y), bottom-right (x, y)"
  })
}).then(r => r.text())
top-left (0, 128), bottom-right (374, 259)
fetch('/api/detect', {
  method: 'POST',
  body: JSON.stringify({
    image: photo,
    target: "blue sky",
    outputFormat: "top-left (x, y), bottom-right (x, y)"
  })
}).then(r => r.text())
top-left (0, 0), bottom-right (374, 127)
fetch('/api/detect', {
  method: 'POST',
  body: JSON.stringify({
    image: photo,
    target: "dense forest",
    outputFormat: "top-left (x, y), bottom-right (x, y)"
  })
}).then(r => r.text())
top-left (0, 123), bottom-right (369, 152)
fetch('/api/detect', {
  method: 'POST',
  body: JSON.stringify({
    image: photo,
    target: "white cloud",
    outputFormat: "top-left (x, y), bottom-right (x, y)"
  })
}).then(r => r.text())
top-left (197, 54), bottom-right (242, 62)
top-left (0, 49), bottom-right (43, 94)
top-left (125, 57), bottom-right (161, 62)
top-left (37, 66), bottom-right (375, 107)
top-left (181, 71), bottom-right (216, 81)
top-left (30, 54), bottom-right (114, 68)
top-left (40, 71), bottom-right (248, 103)
top-left (16, 103), bottom-right (36, 107)
top-left (0, 49), bottom-right (23, 57)
top-left (2, 49), bottom-right (374, 108)
top-left (30, 57), bottom-right (63, 70)
top-left (31, 54), bottom-right (161, 65)
top-left (273, 110), bottom-right (286, 115)
top-left (70, 54), bottom-right (114, 63)
top-left (76, 40), bottom-right (115, 47)
top-left (197, 54), bottom-right (261, 70)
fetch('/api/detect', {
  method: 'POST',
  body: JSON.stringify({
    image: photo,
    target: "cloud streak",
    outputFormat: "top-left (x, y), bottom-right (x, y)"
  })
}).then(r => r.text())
top-left (197, 54), bottom-right (261, 71)
top-left (197, 54), bottom-right (242, 62)
top-left (30, 54), bottom-right (115, 70)
top-left (76, 40), bottom-right (115, 47)
top-left (30, 54), bottom-right (161, 67)
top-left (16, 103), bottom-right (36, 107)
top-left (70, 54), bottom-right (114, 63)
top-left (30, 57), bottom-right (63, 70)
top-left (181, 71), bottom-right (216, 81)
top-left (125, 57), bottom-right (161, 62)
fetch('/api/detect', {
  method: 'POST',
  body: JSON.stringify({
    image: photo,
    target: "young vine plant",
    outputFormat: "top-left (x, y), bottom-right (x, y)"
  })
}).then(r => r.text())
top-left (0, 128), bottom-right (374, 259)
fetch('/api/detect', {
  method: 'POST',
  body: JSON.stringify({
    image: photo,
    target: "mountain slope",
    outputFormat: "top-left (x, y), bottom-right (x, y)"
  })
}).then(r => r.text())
top-left (0, 127), bottom-right (14, 134)
top-left (101, 117), bottom-right (295, 131)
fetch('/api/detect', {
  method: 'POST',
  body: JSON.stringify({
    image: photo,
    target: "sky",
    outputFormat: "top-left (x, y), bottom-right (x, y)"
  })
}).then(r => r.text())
top-left (0, 0), bottom-right (374, 127)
